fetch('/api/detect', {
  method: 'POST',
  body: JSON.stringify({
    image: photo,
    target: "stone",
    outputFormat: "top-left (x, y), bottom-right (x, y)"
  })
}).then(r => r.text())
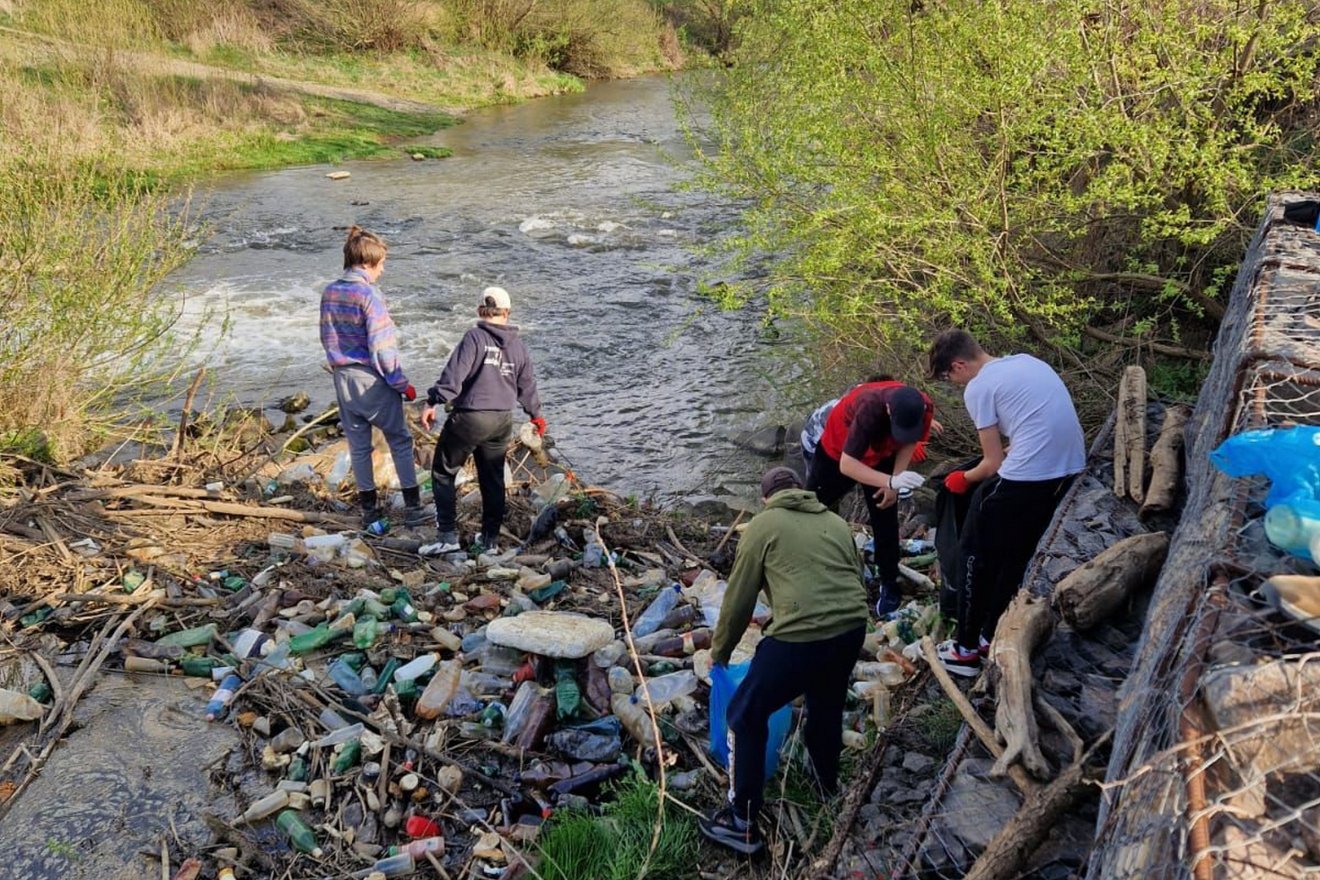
top-left (929, 760), bottom-right (1022, 855)
top-left (485, 611), bottom-right (615, 659)
top-left (902, 752), bottom-right (936, 775)
top-left (326, 171), bottom-right (351, 180)
top-left (1204, 659), bottom-right (1320, 776)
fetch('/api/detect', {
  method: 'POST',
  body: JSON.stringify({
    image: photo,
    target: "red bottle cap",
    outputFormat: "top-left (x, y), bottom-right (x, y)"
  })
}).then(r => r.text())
top-left (405, 814), bottom-right (441, 839)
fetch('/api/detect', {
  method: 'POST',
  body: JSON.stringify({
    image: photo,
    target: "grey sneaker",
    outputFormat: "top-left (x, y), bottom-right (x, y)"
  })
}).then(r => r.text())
top-left (402, 505), bottom-right (430, 528)
top-left (477, 533), bottom-right (501, 555)
top-left (419, 531), bottom-right (461, 557)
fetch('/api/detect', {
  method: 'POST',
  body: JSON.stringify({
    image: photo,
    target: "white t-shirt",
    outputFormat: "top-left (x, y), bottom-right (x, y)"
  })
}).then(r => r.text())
top-left (964, 354), bottom-right (1085, 481)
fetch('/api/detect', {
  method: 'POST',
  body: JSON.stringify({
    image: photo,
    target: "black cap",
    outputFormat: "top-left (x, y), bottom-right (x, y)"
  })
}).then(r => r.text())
top-left (760, 467), bottom-right (802, 499)
top-left (889, 387), bottom-right (927, 444)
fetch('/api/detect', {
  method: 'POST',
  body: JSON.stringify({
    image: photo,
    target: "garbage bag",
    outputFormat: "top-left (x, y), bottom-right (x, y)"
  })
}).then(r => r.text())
top-left (709, 662), bottom-right (791, 780)
top-left (933, 457), bottom-right (985, 619)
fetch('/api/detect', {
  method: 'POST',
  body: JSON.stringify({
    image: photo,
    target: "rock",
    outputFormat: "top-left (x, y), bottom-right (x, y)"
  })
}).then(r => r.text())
top-left (928, 759), bottom-right (1022, 855)
top-left (279, 392), bottom-right (311, 414)
top-left (1204, 659), bottom-right (1320, 776)
top-left (326, 171), bottom-right (351, 180)
top-left (465, 594), bottom-right (503, 613)
top-left (902, 752), bottom-right (936, 775)
top-left (411, 153), bottom-right (425, 161)
top-left (473, 831), bottom-right (506, 862)
top-left (485, 611), bottom-right (615, 659)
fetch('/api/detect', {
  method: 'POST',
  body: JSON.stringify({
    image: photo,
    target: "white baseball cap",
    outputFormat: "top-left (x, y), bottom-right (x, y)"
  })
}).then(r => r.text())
top-left (480, 286), bottom-right (511, 310)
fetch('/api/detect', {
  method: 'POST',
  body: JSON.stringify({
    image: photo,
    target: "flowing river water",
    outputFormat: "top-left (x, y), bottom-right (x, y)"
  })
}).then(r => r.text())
top-left (0, 75), bottom-right (804, 878)
top-left (173, 74), bottom-right (803, 504)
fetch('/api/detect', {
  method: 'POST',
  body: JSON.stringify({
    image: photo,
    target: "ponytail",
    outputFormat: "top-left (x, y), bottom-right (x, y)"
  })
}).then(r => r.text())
top-left (343, 225), bottom-right (388, 270)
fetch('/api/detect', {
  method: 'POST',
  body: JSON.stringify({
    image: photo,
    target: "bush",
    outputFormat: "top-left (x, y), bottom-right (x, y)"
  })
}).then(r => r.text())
top-left (688, 0), bottom-right (1320, 411)
top-left (0, 147), bottom-right (194, 461)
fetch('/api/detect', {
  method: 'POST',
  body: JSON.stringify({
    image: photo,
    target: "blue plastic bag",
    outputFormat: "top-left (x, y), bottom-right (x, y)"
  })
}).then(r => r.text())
top-left (1211, 427), bottom-right (1320, 561)
top-left (709, 661), bottom-right (792, 780)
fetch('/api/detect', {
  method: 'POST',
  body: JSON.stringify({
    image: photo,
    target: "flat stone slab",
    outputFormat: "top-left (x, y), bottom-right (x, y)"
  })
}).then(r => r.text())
top-left (485, 611), bottom-right (615, 659)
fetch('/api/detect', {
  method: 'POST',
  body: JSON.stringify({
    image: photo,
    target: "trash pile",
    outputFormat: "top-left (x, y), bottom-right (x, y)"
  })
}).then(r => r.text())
top-left (0, 414), bottom-right (950, 880)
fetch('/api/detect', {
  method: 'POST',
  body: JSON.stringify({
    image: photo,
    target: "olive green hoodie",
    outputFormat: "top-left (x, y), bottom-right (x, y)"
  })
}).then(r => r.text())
top-left (711, 488), bottom-right (868, 664)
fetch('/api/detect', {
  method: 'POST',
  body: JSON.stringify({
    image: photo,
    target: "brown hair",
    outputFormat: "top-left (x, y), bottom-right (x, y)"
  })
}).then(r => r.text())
top-left (478, 305), bottom-right (511, 319)
top-left (927, 329), bottom-right (984, 379)
top-left (343, 225), bottom-right (387, 270)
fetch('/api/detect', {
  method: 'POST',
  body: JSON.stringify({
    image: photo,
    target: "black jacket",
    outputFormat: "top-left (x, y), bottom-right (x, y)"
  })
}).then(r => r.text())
top-left (426, 321), bottom-right (542, 417)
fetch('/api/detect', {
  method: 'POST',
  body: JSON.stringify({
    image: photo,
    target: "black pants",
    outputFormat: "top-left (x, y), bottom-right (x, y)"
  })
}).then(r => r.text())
top-left (727, 626), bottom-right (865, 819)
top-left (956, 474), bottom-right (1074, 648)
top-left (807, 452), bottom-right (899, 588)
top-left (431, 410), bottom-right (513, 538)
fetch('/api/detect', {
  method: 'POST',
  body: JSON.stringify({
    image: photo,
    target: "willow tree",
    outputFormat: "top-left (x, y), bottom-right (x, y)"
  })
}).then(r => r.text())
top-left (687, 0), bottom-right (1320, 403)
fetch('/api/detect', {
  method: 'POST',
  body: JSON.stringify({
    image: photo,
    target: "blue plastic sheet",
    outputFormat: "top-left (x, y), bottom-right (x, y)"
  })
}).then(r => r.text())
top-left (1211, 427), bottom-right (1320, 561)
top-left (708, 661), bottom-right (792, 780)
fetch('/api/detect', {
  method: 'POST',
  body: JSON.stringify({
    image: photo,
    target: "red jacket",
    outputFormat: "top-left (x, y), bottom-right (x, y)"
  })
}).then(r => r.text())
top-left (818, 381), bottom-right (934, 467)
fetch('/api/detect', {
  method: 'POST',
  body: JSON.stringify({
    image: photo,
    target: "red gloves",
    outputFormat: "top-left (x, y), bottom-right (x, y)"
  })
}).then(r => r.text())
top-left (402, 384), bottom-right (417, 401)
top-left (944, 470), bottom-right (971, 495)
top-left (531, 416), bottom-right (548, 437)
top-left (911, 441), bottom-right (928, 464)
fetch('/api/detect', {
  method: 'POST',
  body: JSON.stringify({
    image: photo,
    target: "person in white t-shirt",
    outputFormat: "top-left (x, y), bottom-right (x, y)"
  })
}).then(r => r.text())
top-left (926, 329), bottom-right (1084, 677)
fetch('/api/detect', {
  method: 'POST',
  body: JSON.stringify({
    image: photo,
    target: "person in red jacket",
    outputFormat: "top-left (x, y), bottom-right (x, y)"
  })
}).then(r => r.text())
top-left (807, 380), bottom-right (935, 616)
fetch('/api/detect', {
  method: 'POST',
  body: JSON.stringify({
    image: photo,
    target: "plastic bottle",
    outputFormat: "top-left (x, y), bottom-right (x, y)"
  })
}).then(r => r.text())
top-left (326, 450), bottom-right (352, 490)
top-left (607, 666), bottom-right (635, 695)
top-left (415, 660), bottom-right (463, 720)
top-left (267, 532), bottom-right (303, 553)
top-left (365, 518), bottom-right (391, 537)
top-left (276, 809), bottom-right (323, 856)
top-left (180, 656), bottom-right (222, 677)
top-left (582, 539), bottom-right (604, 568)
top-left (328, 658), bottom-right (368, 695)
top-left (1264, 502), bottom-right (1320, 561)
top-left (156, 624), bottom-right (217, 649)
top-left (288, 624), bottom-right (340, 655)
top-left (353, 618), bottom-right (393, 650)
top-left (390, 836), bottom-right (445, 858)
top-left (230, 629), bottom-right (270, 659)
top-left (544, 728), bottom-right (622, 763)
top-left (632, 584), bottom-right (681, 637)
top-left (124, 656), bottom-right (170, 674)
top-left (479, 701), bottom-right (507, 728)
top-left (373, 658), bottom-right (402, 695)
top-left (394, 653), bottom-right (440, 683)
top-left (330, 739), bottom-right (361, 774)
top-left (369, 852), bottom-right (415, 877)
top-left (241, 789), bottom-right (291, 823)
top-left (0, 689), bottom-right (44, 724)
top-left (634, 670), bottom-right (697, 709)
top-left (478, 643), bottom-right (525, 676)
top-left (514, 690), bottom-right (556, 751)
top-left (312, 722), bottom-right (365, 748)
top-left (205, 674), bottom-right (243, 722)
top-left (612, 693), bottom-right (659, 748)
top-left (651, 630), bottom-right (712, 657)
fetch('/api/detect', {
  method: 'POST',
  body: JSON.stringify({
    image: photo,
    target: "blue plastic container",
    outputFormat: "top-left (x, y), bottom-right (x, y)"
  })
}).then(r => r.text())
top-left (709, 661), bottom-right (792, 780)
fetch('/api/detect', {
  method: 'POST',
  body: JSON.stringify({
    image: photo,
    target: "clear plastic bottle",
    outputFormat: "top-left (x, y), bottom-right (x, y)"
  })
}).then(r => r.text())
top-left (370, 852), bottom-right (415, 877)
top-left (632, 584), bottom-right (681, 637)
top-left (611, 693), bottom-right (659, 748)
top-left (634, 670), bottom-right (697, 709)
top-left (240, 789), bottom-right (291, 823)
top-left (415, 660), bottom-right (462, 720)
top-left (394, 652), bottom-right (440, 683)
top-left (478, 643), bottom-right (525, 676)
top-left (390, 836), bottom-right (445, 858)
top-left (327, 657), bottom-right (367, 695)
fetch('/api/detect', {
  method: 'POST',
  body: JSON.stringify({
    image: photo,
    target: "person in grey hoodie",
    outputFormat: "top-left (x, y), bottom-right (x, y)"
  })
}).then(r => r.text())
top-left (419, 287), bottom-right (545, 554)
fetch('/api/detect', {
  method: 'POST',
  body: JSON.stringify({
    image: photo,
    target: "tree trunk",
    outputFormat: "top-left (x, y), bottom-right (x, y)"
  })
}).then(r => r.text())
top-left (1140, 405), bottom-right (1191, 519)
top-left (1055, 532), bottom-right (1169, 631)
top-left (988, 593), bottom-right (1054, 780)
top-left (1114, 365), bottom-right (1147, 503)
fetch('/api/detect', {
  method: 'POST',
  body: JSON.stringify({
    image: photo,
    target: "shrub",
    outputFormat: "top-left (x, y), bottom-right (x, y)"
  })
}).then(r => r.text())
top-left (688, 0), bottom-right (1320, 413)
top-left (0, 146), bottom-right (194, 461)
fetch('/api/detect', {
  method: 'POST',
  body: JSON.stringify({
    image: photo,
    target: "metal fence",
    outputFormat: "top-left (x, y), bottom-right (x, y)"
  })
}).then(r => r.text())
top-left (1088, 194), bottom-right (1320, 879)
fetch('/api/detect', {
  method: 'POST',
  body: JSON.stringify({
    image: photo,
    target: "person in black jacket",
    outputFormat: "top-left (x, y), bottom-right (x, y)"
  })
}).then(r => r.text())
top-left (420, 287), bottom-right (545, 554)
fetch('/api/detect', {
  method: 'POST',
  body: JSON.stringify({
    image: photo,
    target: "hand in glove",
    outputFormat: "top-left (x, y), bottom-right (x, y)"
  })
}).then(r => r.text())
top-left (911, 440), bottom-right (928, 464)
top-left (402, 384), bottom-right (416, 401)
top-left (944, 470), bottom-right (971, 495)
top-left (531, 416), bottom-right (548, 437)
top-left (891, 470), bottom-right (925, 492)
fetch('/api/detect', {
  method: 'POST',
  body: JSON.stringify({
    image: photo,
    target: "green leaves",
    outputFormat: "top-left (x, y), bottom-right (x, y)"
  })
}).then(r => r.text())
top-left (687, 0), bottom-right (1320, 374)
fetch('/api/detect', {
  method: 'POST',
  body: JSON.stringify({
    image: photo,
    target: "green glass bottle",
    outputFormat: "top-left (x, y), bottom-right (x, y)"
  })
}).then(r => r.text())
top-left (288, 624), bottom-right (338, 655)
top-left (330, 739), bottom-right (361, 774)
top-left (276, 809), bottom-right (323, 856)
top-left (353, 618), bottom-right (390, 650)
top-left (372, 658), bottom-right (402, 695)
top-left (179, 655), bottom-right (222, 677)
top-left (390, 589), bottom-right (418, 623)
top-left (286, 755), bottom-right (308, 782)
top-left (156, 623), bottom-right (218, 649)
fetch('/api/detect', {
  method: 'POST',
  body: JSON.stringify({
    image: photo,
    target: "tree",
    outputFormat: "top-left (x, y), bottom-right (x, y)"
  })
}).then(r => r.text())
top-left (685, 0), bottom-right (1320, 404)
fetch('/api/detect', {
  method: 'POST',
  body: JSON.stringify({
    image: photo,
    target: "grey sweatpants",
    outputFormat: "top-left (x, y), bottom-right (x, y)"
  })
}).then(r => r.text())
top-left (331, 366), bottom-right (419, 493)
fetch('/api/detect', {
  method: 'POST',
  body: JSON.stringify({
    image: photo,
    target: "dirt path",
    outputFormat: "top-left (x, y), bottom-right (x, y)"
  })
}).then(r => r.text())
top-left (0, 25), bottom-right (460, 116)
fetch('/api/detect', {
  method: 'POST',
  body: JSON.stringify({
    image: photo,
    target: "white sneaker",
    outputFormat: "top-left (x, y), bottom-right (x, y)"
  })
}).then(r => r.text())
top-left (419, 531), bottom-right (461, 557)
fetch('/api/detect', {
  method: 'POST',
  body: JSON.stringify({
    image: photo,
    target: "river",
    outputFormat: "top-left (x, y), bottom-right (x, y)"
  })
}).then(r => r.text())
top-left (172, 74), bottom-right (804, 504)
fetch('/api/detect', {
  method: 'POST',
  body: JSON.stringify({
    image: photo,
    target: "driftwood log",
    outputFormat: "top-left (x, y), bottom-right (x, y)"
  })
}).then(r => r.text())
top-left (962, 734), bottom-right (1110, 880)
top-left (1113, 365), bottom-right (1147, 503)
top-left (1139, 405), bottom-right (1191, 519)
top-left (1054, 532), bottom-right (1169, 631)
top-left (988, 592), bottom-right (1054, 780)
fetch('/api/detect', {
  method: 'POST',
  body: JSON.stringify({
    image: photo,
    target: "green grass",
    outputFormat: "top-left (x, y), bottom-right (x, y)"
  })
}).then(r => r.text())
top-left (916, 698), bottom-right (964, 752)
top-left (537, 771), bottom-right (700, 880)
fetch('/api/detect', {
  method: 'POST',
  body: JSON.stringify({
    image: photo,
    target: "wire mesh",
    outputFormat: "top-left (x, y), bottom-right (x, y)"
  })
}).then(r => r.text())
top-left (1088, 195), bottom-right (1320, 879)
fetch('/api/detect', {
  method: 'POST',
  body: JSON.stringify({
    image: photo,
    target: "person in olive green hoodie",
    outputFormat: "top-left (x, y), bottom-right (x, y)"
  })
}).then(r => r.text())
top-left (699, 467), bottom-right (869, 856)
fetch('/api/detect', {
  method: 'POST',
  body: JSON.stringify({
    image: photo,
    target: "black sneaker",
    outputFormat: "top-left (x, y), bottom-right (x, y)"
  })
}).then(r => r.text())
top-left (874, 584), bottom-right (902, 618)
top-left (402, 505), bottom-right (430, 528)
top-left (936, 639), bottom-right (982, 678)
top-left (478, 533), bottom-right (501, 555)
top-left (359, 506), bottom-right (386, 529)
top-left (698, 805), bottom-right (763, 856)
